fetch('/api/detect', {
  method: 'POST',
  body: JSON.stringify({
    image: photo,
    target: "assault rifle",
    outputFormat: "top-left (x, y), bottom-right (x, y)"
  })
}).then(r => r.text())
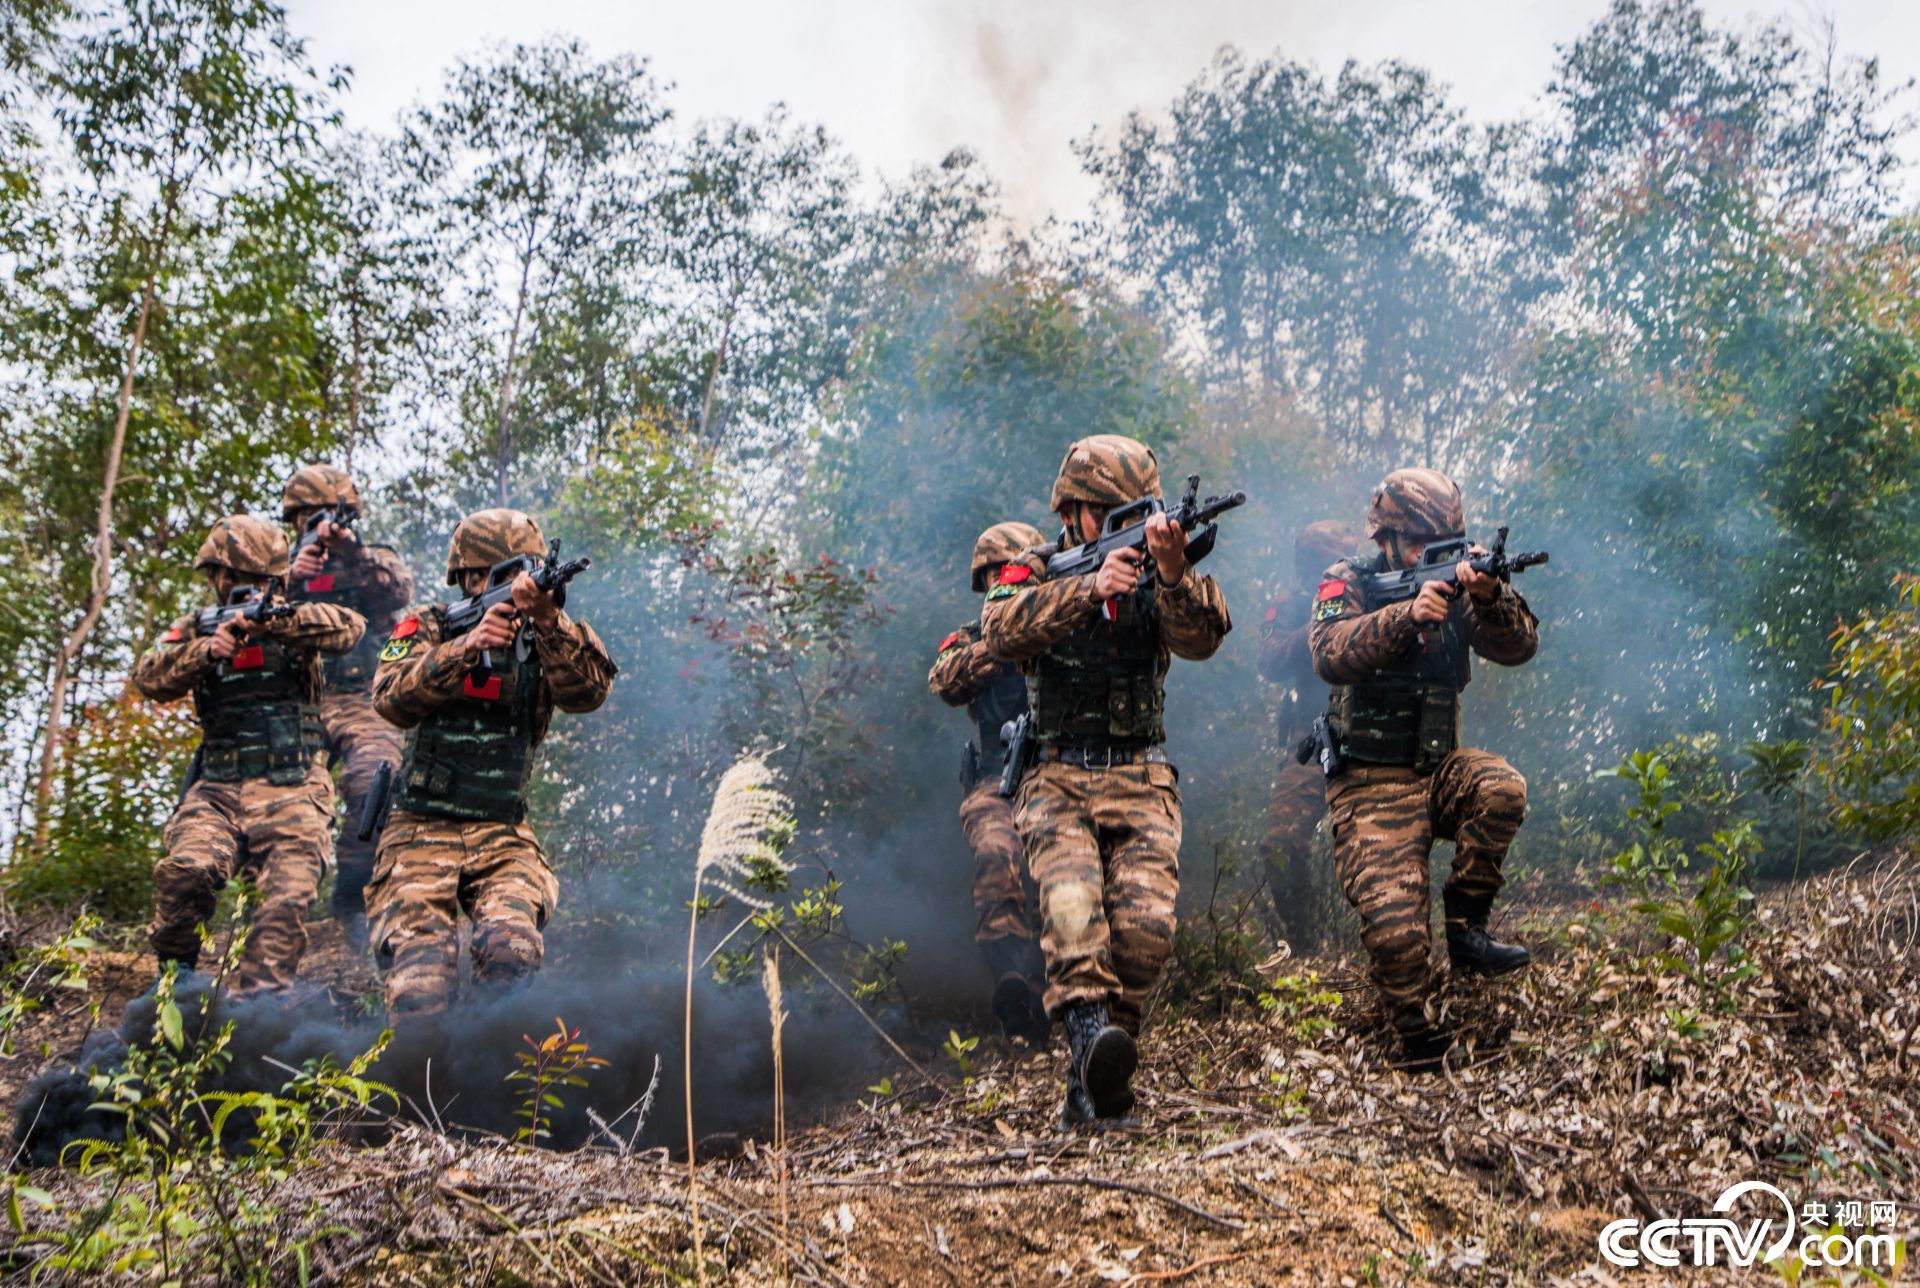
top-left (1359, 526), bottom-right (1549, 606)
top-left (193, 583), bottom-right (297, 638)
top-left (357, 761), bottom-right (393, 842)
top-left (294, 502), bottom-right (361, 558)
top-left (1044, 474), bottom-right (1248, 585)
top-left (442, 541), bottom-right (593, 679)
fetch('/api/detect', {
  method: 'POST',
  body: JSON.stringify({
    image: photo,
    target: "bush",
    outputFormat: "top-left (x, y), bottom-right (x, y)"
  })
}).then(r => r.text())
top-left (1820, 574), bottom-right (1920, 841)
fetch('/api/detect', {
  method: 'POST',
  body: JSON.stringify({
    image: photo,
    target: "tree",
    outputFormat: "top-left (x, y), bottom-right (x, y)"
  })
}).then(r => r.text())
top-left (23, 0), bottom-right (340, 849)
top-left (398, 38), bottom-right (666, 506)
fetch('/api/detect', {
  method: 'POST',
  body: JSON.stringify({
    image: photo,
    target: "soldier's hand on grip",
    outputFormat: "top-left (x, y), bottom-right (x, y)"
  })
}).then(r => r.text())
top-left (1456, 546), bottom-right (1498, 603)
top-left (1144, 511), bottom-right (1187, 585)
top-left (1411, 578), bottom-right (1457, 624)
top-left (509, 569), bottom-right (560, 630)
top-left (463, 600), bottom-right (521, 656)
top-left (289, 545), bottom-right (327, 581)
top-left (1094, 547), bottom-right (1144, 603)
top-left (209, 617), bottom-right (248, 661)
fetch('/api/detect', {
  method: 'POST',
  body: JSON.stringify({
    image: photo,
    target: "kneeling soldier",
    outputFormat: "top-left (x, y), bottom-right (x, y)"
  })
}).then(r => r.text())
top-left (929, 521), bottom-right (1050, 1043)
top-left (367, 509), bottom-right (615, 1019)
top-left (133, 515), bottom-right (366, 991)
top-left (280, 464), bottom-right (415, 947)
top-left (1308, 469), bottom-right (1537, 1070)
top-left (984, 435), bottom-right (1231, 1128)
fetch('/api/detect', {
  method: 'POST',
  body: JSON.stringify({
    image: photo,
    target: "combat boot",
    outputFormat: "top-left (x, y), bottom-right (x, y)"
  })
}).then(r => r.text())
top-left (1444, 890), bottom-right (1530, 977)
top-left (1060, 1001), bottom-right (1138, 1125)
top-left (981, 938), bottom-right (1049, 1045)
top-left (1398, 1022), bottom-right (1454, 1074)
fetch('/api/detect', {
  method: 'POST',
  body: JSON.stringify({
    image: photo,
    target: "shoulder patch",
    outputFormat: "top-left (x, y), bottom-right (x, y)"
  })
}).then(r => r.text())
top-left (379, 636), bottom-right (417, 663)
top-left (935, 629), bottom-right (968, 659)
top-left (1316, 579), bottom-right (1348, 601)
top-left (161, 625), bottom-right (186, 645)
top-left (997, 564), bottom-right (1032, 585)
top-left (392, 616), bottom-right (420, 639)
top-left (1313, 595), bottom-right (1348, 623)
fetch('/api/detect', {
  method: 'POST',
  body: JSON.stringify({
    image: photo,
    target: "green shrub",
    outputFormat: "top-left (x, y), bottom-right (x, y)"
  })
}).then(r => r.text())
top-left (1820, 574), bottom-right (1920, 841)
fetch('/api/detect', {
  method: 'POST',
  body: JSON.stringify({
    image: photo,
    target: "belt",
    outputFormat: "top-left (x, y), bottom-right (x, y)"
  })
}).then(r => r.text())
top-left (1033, 743), bottom-right (1170, 770)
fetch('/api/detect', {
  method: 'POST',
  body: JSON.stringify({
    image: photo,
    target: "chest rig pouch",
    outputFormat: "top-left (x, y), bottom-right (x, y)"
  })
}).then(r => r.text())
top-left (396, 622), bottom-right (543, 823)
top-left (1329, 562), bottom-right (1471, 772)
top-left (193, 634), bottom-right (323, 786)
top-left (291, 558), bottom-right (385, 690)
top-left (1027, 586), bottom-right (1166, 749)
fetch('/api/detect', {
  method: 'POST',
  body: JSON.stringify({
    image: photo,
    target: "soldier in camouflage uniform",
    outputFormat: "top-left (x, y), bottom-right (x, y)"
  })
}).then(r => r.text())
top-left (1307, 469), bottom-right (1537, 1070)
top-left (131, 515), bottom-right (367, 991)
top-left (281, 465), bottom-right (416, 947)
top-left (1256, 520), bottom-right (1358, 934)
top-left (928, 521), bottom-right (1050, 1044)
top-left (983, 435), bottom-right (1231, 1127)
top-left (366, 509), bottom-right (616, 1019)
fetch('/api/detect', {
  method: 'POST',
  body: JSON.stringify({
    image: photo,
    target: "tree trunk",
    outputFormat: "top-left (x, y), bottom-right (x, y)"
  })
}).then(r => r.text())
top-left (493, 251), bottom-right (535, 508)
top-left (31, 205), bottom-right (170, 849)
top-left (344, 283), bottom-right (366, 472)
top-left (697, 278), bottom-right (742, 446)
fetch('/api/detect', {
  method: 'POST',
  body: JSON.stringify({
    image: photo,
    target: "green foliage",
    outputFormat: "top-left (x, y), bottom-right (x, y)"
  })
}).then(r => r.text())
top-left (1821, 575), bottom-right (1920, 841)
top-left (1601, 751), bottom-right (1761, 1010)
top-left (506, 1017), bottom-right (610, 1145)
top-left (1255, 971), bottom-right (1342, 1040)
top-left (940, 1029), bottom-right (980, 1078)
top-left (0, 912), bottom-right (98, 1056)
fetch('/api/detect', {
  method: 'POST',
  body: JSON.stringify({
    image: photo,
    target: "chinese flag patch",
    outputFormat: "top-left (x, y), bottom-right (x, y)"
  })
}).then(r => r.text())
top-left (464, 674), bottom-right (503, 701)
top-left (232, 646), bottom-right (265, 670)
top-left (936, 629), bottom-right (967, 653)
top-left (392, 617), bottom-right (420, 639)
top-left (305, 574), bottom-right (335, 593)
top-left (996, 564), bottom-right (1032, 586)
top-left (1263, 605), bottom-right (1278, 623)
top-left (161, 626), bottom-right (185, 643)
top-left (1316, 579), bottom-right (1348, 602)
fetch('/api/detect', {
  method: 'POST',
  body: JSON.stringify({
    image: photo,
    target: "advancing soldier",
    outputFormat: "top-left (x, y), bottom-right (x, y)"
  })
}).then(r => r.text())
top-left (1307, 468), bottom-right (1537, 1070)
top-left (984, 435), bottom-right (1231, 1128)
top-left (281, 465), bottom-right (415, 947)
top-left (367, 509), bottom-right (615, 1019)
top-left (928, 521), bottom-right (1050, 1044)
top-left (132, 515), bottom-right (366, 991)
top-left (1256, 520), bottom-right (1358, 934)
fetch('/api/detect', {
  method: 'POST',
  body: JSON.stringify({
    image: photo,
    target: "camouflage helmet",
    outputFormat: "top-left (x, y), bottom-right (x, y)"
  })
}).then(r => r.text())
top-left (1049, 434), bottom-right (1161, 512)
top-left (1295, 519), bottom-right (1359, 585)
top-left (446, 508), bottom-right (546, 585)
top-left (194, 514), bottom-right (289, 578)
top-left (970, 521), bottom-right (1047, 591)
top-left (1366, 468), bottom-right (1465, 542)
top-left (280, 464), bottom-right (361, 521)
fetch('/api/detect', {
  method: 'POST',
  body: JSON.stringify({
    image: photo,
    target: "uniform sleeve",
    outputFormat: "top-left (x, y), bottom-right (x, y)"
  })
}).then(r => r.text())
top-left (128, 616), bottom-right (214, 702)
top-left (928, 625), bottom-right (1002, 706)
top-left (372, 605), bottom-right (467, 728)
top-left (1308, 560), bottom-right (1420, 685)
top-left (530, 611), bottom-right (617, 713)
top-left (347, 542), bottom-right (416, 622)
top-left (1464, 584), bottom-right (1540, 666)
top-left (1156, 566), bottom-right (1231, 660)
top-left (265, 601), bottom-right (364, 654)
top-left (1255, 589), bottom-right (1299, 682)
top-left (980, 553), bottom-right (1100, 663)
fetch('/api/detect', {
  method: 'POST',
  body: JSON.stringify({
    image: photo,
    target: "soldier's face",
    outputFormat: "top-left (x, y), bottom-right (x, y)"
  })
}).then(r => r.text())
top-left (1066, 504), bottom-right (1106, 545)
top-left (457, 568), bottom-right (491, 596)
top-left (1379, 535), bottom-right (1427, 570)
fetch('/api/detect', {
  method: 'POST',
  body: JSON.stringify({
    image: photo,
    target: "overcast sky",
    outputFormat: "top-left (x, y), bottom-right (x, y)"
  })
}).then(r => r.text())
top-left (285, 0), bottom-right (1918, 227)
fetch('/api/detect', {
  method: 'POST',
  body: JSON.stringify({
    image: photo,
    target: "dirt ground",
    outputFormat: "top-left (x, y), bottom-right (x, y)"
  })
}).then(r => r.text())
top-left (3, 860), bottom-right (1916, 1284)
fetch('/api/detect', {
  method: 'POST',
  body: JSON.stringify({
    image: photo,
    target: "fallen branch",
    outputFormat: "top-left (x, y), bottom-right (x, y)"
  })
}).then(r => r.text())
top-left (806, 1173), bottom-right (1247, 1231)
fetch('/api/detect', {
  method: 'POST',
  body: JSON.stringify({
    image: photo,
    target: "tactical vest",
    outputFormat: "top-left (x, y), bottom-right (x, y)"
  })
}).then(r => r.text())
top-left (1327, 557), bottom-right (1471, 771)
top-left (1027, 586), bottom-right (1165, 748)
top-left (192, 632), bottom-right (323, 786)
top-left (968, 664), bottom-right (1029, 778)
top-left (289, 553), bottom-right (389, 690)
top-left (395, 614), bottom-right (543, 823)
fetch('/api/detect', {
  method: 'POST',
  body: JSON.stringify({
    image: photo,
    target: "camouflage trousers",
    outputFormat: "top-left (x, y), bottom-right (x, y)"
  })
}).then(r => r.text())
top-left (1261, 749), bottom-right (1327, 929)
top-left (366, 810), bottom-right (560, 1019)
top-left (1013, 759), bottom-right (1182, 1034)
top-left (319, 688), bottom-right (403, 920)
top-left (1326, 749), bottom-right (1527, 1035)
top-left (958, 780), bottom-right (1043, 986)
top-left (150, 758), bottom-right (333, 992)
